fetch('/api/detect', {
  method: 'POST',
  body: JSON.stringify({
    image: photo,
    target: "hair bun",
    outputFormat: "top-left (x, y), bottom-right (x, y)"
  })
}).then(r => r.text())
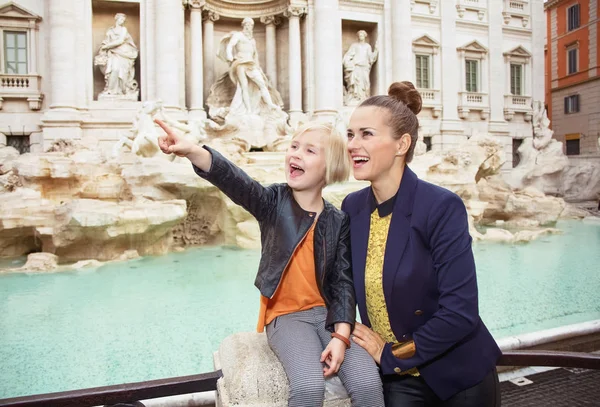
top-left (388, 81), bottom-right (422, 115)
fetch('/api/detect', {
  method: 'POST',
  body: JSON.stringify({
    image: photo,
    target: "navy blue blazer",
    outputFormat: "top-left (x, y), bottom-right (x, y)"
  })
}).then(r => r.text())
top-left (342, 166), bottom-right (501, 401)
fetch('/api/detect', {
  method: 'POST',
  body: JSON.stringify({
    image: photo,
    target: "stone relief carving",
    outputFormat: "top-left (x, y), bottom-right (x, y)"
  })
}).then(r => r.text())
top-left (112, 100), bottom-right (206, 160)
top-left (205, 17), bottom-right (291, 151)
top-left (94, 13), bottom-right (139, 101)
top-left (343, 30), bottom-right (378, 106)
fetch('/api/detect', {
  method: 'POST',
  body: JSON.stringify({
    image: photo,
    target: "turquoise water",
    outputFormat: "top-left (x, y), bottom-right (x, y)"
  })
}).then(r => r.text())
top-left (1, 220), bottom-right (599, 399)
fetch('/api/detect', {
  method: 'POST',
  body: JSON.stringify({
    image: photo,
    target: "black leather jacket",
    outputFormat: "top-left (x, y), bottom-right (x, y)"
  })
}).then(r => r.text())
top-left (193, 146), bottom-right (356, 331)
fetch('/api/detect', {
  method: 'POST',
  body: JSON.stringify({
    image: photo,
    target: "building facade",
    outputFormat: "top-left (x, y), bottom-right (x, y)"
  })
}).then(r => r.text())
top-left (545, 0), bottom-right (600, 156)
top-left (0, 0), bottom-right (544, 168)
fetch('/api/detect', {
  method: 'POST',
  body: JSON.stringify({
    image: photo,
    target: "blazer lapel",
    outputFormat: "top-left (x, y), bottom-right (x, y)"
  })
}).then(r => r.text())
top-left (382, 167), bottom-right (418, 305)
top-left (350, 193), bottom-right (371, 326)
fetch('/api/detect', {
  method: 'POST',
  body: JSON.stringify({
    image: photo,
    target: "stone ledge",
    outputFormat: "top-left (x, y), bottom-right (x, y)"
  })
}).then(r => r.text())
top-left (213, 332), bottom-right (350, 407)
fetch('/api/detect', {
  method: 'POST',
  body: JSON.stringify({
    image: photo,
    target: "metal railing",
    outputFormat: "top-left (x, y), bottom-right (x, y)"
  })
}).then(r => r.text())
top-left (1, 351), bottom-right (599, 407)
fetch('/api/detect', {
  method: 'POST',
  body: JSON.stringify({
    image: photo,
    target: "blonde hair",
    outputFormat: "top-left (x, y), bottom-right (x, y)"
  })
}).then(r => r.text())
top-left (291, 122), bottom-right (351, 185)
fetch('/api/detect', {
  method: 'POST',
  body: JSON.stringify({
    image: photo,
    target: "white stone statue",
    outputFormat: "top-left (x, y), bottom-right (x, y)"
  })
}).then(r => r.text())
top-left (507, 101), bottom-right (569, 195)
top-left (210, 17), bottom-right (281, 117)
top-left (343, 31), bottom-right (378, 105)
top-left (94, 13), bottom-right (139, 100)
top-left (205, 17), bottom-right (291, 151)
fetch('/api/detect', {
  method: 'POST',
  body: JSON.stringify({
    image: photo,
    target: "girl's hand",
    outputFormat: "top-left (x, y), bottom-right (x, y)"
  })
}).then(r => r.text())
top-left (320, 337), bottom-right (346, 377)
top-left (351, 322), bottom-right (385, 365)
top-left (154, 119), bottom-right (196, 157)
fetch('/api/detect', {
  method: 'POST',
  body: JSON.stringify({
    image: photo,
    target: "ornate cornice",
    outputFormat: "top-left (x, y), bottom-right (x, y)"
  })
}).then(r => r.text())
top-left (185, 0), bottom-right (206, 9)
top-left (204, 0), bottom-right (300, 19)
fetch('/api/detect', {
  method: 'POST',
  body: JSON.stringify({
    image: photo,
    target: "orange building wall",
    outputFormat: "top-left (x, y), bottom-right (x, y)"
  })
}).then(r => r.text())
top-left (546, 8), bottom-right (553, 124)
top-left (556, 1), bottom-right (590, 88)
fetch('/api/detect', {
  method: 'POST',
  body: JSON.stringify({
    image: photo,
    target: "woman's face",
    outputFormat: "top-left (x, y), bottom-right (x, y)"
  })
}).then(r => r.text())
top-left (347, 106), bottom-right (408, 183)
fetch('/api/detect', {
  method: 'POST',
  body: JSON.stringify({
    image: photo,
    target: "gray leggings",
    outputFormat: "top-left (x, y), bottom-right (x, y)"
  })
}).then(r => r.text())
top-left (266, 307), bottom-right (385, 407)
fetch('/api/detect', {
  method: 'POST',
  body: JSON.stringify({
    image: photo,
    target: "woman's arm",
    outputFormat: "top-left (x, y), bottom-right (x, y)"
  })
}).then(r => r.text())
top-left (379, 193), bottom-right (480, 375)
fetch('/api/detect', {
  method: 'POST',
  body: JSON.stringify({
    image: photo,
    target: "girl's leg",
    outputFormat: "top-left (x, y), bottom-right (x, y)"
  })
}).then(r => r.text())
top-left (266, 310), bottom-right (326, 407)
top-left (336, 339), bottom-right (385, 407)
top-left (312, 308), bottom-right (385, 407)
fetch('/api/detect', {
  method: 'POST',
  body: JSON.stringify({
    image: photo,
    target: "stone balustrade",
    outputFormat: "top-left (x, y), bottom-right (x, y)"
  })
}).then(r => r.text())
top-left (0, 74), bottom-right (43, 110)
top-left (503, 94), bottom-right (533, 121)
top-left (458, 91), bottom-right (490, 119)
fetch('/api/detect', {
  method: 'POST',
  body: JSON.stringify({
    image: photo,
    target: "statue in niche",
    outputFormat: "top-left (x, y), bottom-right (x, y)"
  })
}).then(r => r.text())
top-left (508, 101), bottom-right (569, 195)
top-left (205, 17), bottom-right (291, 152)
top-left (343, 30), bottom-right (378, 105)
top-left (94, 13), bottom-right (139, 101)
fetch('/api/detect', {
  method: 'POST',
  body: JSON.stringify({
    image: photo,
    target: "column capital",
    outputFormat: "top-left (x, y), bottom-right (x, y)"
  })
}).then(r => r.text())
top-left (183, 0), bottom-right (205, 9)
top-left (260, 15), bottom-right (281, 26)
top-left (203, 9), bottom-right (220, 22)
top-left (284, 6), bottom-right (306, 19)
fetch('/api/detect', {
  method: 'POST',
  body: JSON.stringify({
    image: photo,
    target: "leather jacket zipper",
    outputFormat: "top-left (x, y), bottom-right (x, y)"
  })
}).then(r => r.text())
top-left (269, 216), bottom-right (317, 299)
top-left (320, 233), bottom-right (327, 304)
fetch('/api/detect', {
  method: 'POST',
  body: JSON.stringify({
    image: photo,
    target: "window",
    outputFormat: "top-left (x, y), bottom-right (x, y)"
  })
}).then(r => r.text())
top-left (465, 59), bottom-right (479, 92)
top-left (423, 136), bottom-right (432, 152)
top-left (510, 64), bottom-right (523, 95)
top-left (415, 55), bottom-right (431, 89)
top-left (512, 138), bottom-right (523, 167)
top-left (3, 31), bottom-right (27, 74)
top-left (6, 135), bottom-right (30, 154)
top-left (567, 47), bottom-right (578, 74)
top-left (564, 95), bottom-right (580, 113)
top-left (567, 4), bottom-right (580, 31)
top-left (566, 139), bottom-right (580, 155)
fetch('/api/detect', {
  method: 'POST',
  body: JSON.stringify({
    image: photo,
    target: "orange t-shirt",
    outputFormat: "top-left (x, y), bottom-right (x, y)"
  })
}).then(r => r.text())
top-left (256, 222), bottom-right (326, 332)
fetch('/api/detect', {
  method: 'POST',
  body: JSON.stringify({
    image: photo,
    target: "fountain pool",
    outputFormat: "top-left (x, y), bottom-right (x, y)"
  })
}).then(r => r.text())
top-left (1, 220), bottom-right (599, 399)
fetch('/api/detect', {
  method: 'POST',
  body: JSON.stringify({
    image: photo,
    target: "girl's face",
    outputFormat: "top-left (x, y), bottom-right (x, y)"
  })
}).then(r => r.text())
top-left (285, 130), bottom-right (327, 192)
top-left (347, 106), bottom-right (408, 183)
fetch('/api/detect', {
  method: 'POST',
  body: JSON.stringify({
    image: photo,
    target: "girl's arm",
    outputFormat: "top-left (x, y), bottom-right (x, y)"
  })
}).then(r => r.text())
top-left (192, 146), bottom-right (277, 222)
top-left (325, 214), bottom-right (356, 331)
top-left (155, 119), bottom-right (276, 222)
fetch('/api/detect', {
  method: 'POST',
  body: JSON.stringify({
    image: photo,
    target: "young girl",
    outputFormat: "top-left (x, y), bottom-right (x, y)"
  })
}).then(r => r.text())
top-left (155, 119), bottom-right (384, 407)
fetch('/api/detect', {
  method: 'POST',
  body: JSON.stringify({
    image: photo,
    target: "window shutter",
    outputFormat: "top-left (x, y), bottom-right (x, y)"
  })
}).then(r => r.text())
top-left (564, 97), bottom-right (568, 113)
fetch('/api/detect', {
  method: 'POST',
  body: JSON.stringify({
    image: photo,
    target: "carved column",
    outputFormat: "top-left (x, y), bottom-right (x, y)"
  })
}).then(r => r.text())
top-left (313, 0), bottom-right (342, 121)
top-left (155, 0), bottom-right (183, 110)
top-left (260, 15), bottom-right (279, 88)
top-left (42, 0), bottom-right (81, 146)
top-left (285, 7), bottom-right (305, 124)
top-left (531, 0), bottom-right (545, 102)
top-left (47, 0), bottom-right (78, 111)
top-left (488, 0), bottom-right (505, 124)
top-left (438, 0), bottom-right (462, 148)
top-left (203, 10), bottom-right (219, 102)
top-left (390, 0), bottom-right (412, 81)
top-left (189, 1), bottom-right (205, 118)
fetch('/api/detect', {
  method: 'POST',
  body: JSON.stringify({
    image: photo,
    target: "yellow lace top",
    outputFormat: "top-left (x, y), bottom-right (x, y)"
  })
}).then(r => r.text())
top-left (365, 209), bottom-right (419, 376)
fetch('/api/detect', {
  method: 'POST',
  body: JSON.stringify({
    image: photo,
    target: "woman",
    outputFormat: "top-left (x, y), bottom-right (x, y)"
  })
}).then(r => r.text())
top-left (342, 81), bottom-right (501, 406)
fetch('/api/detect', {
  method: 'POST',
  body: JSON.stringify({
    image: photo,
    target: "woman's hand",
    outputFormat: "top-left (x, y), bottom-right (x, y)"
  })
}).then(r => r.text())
top-left (320, 338), bottom-right (346, 377)
top-left (154, 119), bottom-right (196, 158)
top-left (351, 322), bottom-right (385, 365)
